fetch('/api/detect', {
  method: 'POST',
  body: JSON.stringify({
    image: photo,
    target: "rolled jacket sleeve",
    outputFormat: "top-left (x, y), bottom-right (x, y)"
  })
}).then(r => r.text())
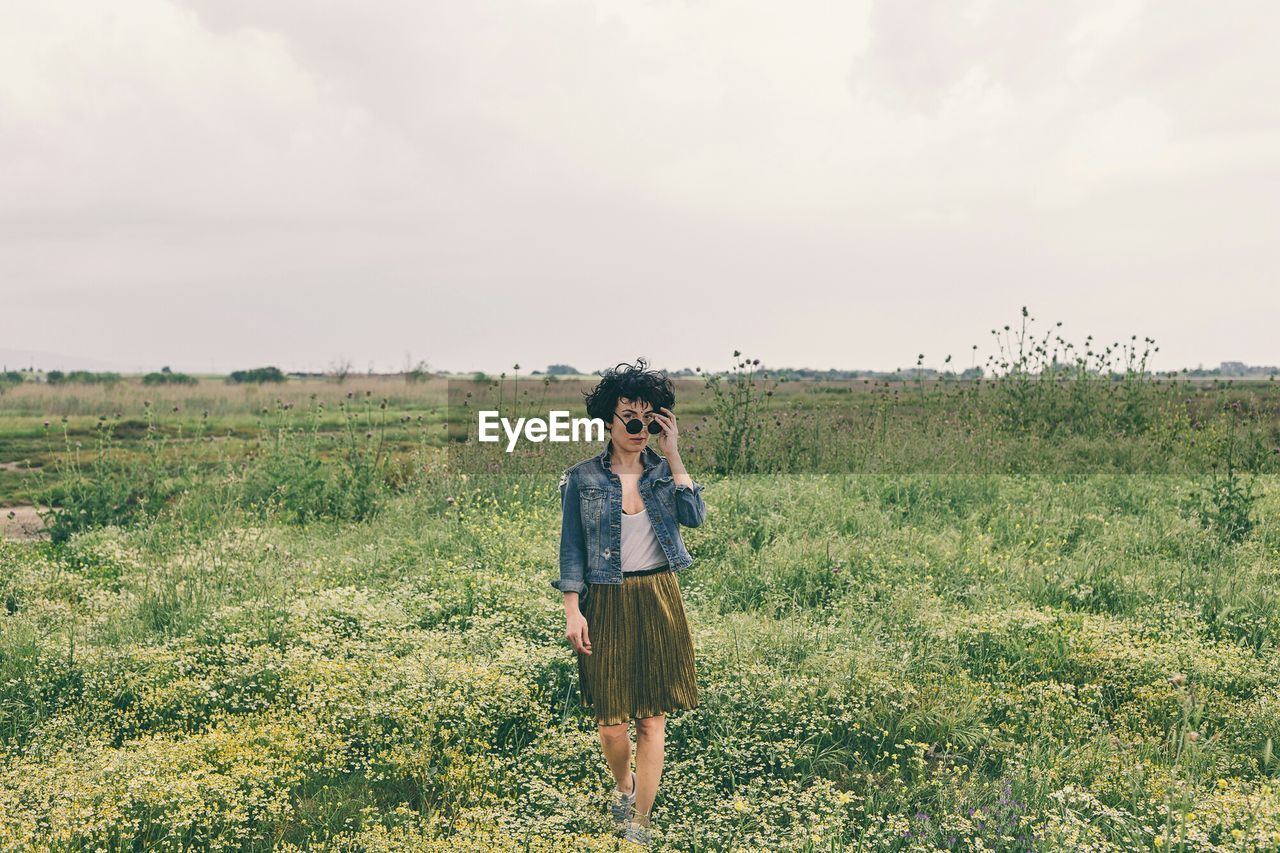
top-left (672, 480), bottom-right (707, 528)
top-left (552, 467), bottom-right (588, 595)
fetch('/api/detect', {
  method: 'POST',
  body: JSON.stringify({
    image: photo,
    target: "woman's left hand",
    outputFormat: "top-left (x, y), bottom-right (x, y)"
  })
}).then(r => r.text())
top-left (652, 406), bottom-right (680, 457)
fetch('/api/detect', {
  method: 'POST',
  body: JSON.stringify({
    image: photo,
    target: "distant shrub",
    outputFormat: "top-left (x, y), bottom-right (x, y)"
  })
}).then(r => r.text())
top-left (142, 366), bottom-right (198, 386)
top-left (404, 360), bottom-right (432, 384)
top-left (44, 370), bottom-right (121, 386)
top-left (0, 370), bottom-right (23, 393)
top-left (545, 364), bottom-right (579, 376)
top-left (228, 366), bottom-right (286, 384)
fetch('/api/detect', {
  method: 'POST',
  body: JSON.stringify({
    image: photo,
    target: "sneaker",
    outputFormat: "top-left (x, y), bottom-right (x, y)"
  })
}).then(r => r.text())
top-left (622, 818), bottom-right (653, 847)
top-left (610, 770), bottom-right (636, 832)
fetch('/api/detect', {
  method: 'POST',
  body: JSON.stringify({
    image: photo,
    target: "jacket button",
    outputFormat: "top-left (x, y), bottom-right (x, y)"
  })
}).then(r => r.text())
top-left (603, 549), bottom-right (611, 558)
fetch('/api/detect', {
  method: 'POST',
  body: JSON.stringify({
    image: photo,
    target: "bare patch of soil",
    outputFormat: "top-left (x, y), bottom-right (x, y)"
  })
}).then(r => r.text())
top-left (1, 505), bottom-right (50, 541)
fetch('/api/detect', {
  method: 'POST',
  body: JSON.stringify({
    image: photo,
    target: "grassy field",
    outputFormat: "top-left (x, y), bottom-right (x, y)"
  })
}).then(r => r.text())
top-left (2, 361), bottom-right (1280, 849)
top-left (0, 375), bottom-right (452, 508)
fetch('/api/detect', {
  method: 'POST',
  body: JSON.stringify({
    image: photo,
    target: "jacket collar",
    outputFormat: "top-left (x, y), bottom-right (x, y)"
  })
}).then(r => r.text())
top-left (597, 438), bottom-right (661, 474)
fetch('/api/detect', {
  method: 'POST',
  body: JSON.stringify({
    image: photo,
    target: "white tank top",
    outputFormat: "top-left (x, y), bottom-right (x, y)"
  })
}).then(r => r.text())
top-left (620, 507), bottom-right (668, 572)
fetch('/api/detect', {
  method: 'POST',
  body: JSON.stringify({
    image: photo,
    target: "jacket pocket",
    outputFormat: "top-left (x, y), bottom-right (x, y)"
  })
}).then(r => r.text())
top-left (579, 486), bottom-right (604, 525)
top-left (651, 476), bottom-right (677, 516)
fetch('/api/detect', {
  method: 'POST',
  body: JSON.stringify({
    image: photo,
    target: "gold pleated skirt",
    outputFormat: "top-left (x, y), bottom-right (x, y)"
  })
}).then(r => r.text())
top-left (577, 567), bottom-right (699, 726)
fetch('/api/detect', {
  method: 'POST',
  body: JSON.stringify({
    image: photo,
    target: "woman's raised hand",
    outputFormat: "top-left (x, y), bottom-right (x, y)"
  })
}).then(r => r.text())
top-left (652, 406), bottom-right (679, 457)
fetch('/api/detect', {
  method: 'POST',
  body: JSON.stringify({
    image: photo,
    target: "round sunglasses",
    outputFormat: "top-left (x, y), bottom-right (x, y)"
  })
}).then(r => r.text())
top-left (614, 412), bottom-right (664, 435)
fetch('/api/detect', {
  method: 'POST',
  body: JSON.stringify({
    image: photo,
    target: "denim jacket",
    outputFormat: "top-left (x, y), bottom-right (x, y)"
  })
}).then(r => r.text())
top-left (553, 439), bottom-right (707, 607)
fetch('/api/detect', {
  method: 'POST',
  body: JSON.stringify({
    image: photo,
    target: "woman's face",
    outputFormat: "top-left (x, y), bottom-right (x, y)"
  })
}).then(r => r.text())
top-left (610, 397), bottom-right (656, 450)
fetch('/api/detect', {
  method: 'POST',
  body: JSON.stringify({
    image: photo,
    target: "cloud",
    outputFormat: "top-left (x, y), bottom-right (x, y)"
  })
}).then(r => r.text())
top-left (1, 0), bottom-right (1277, 372)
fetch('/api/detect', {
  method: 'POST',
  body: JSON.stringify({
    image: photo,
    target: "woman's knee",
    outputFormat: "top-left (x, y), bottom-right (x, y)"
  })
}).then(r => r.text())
top-left (598, 721), bottom-right (630, 740)
top-left (635, 713), bottom-right (665, 736)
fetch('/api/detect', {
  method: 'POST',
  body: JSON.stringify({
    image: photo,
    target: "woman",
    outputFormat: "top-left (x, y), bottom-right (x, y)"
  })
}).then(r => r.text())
top-left (551, 358), bottom-right (707, 846)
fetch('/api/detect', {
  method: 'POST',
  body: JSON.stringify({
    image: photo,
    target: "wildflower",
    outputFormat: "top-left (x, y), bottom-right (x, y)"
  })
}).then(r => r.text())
top-left (1169, 672), bottom-right (1186, 686)
top-left (1217, 778), bottom-right (1228, 790)
top-left (732, 797), bottom-right (748, 813)
top-left (1186, 731), bottom-right (1199, 742)
top-left (836, 792), bottom-right (853, 805)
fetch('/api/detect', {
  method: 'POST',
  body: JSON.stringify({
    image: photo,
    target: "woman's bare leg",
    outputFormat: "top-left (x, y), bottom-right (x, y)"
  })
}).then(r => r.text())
top-left (633, 713), bottom-right (665, 823)
top-left (598, 722), bottom-right (634, 794)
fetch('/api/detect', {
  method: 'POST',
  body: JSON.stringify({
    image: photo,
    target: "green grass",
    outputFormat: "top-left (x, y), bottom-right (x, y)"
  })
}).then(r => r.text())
top-left (1, 361), bottom-right (1279, 849)
top-left (2, 464), bottom-right (1279, 849)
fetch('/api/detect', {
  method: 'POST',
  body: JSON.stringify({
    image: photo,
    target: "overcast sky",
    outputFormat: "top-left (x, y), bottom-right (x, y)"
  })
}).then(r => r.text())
top-left (2, 0), bottom-right (1277, 375)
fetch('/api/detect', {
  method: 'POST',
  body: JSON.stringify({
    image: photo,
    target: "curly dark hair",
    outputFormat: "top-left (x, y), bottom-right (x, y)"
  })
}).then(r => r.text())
top-left (583, 357), bottom-right (676, 425)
